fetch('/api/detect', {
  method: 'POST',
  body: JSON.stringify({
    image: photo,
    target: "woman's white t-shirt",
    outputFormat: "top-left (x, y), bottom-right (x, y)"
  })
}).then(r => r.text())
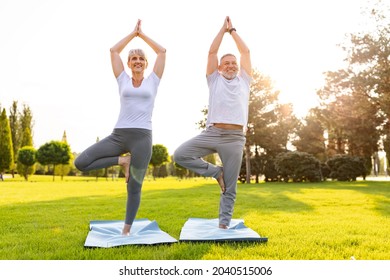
top-left (114, 71), bottom-right (160, 130)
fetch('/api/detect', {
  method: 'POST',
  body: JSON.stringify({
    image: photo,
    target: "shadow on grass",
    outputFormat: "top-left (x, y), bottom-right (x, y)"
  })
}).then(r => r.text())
top-left (236, 184), bottom-right (314, 214)
top-left (0, 190), bottom-right (268, 260)
top-left (324, 181), bottom-right (390, 216)
top-left (237, 180), bottom-right (390, 216)
top-left (1, 179), bottom-right (388, 259)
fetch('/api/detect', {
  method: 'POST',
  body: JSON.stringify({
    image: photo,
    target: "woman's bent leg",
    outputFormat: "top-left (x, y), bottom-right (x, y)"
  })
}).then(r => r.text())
top-left (74, 133), bottom-right (125, 171)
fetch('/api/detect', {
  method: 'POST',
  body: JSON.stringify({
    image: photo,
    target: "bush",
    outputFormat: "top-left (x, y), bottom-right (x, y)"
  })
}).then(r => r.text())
top-left (263, 158), bottom-right (283, 182)
top-left (320, 163), bottom-right (331, 180)
top-left (326, 154), bottom-right (366, 181)
top-left (274, 151), bottom-right (322, 182)
top-left (17, 146), bottom-right (37, 181)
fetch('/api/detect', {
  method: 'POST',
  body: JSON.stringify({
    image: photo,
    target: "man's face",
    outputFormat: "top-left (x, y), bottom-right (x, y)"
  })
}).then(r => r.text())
top-left (219, 55), bottom-right (238, 80)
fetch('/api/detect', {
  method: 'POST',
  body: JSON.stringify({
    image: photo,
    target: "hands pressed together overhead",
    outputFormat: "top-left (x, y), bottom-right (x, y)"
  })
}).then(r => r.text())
top-left (133, 19), bottom-right (142, 36)
top-left (221, 16), bottom-right (234, 33)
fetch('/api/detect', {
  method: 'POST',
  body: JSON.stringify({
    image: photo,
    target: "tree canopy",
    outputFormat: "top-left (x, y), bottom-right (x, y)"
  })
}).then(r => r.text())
top-left (17, 146), bottom-right (37, 181)
top-left (36, 141), bottom-right (71, 180)
top-left (0, 108), bottom-right (14, 173)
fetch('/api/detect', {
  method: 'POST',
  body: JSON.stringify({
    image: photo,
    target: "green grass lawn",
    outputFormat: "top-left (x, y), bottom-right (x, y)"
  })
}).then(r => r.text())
top-left (0, 175), bottom-right (389, 260)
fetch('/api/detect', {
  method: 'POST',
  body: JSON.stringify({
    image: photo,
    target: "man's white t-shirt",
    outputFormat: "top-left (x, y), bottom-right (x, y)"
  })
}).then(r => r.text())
top-left (206, 69), bottom-right (251, 127)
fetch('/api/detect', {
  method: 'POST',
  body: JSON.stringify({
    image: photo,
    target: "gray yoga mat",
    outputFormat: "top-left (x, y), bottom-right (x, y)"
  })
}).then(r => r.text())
top-left (179, 218), bottom-right (268, 242)
top-left (84, 219), bottom-right (178, 248)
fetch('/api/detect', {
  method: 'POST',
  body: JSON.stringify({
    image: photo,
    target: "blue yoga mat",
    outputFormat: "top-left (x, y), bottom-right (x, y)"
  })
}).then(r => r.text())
top-left (179, 218), bottom-right (268, 242)
top-left (84, 219), bottom-right (178, 248)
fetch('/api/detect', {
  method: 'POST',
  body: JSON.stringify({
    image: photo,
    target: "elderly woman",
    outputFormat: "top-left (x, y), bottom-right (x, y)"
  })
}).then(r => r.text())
top-left (75, 19), bottom-right (166, 235)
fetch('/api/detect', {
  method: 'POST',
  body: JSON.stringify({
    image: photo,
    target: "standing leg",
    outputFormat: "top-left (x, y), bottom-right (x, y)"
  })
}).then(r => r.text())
top-left (217, 133), bottom-right (246, 227)
top-left (121, 129), bottom-right (153, 235)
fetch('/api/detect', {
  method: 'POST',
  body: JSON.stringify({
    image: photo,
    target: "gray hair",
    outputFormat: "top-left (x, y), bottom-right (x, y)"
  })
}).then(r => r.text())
top-left (128, 49), bottom-right (148, 62)
top-left (219, 53), bottom-right (237, 64)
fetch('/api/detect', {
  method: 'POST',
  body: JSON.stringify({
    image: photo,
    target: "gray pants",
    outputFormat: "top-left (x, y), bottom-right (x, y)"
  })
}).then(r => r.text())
top-left (74, 128), bottom-right (152, 225)
top-left (173, 126), bottom-right (246, 226)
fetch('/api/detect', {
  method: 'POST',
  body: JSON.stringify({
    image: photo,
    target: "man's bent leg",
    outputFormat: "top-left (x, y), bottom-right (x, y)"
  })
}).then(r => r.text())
top-left (173, 129), bottom-right (221, 178)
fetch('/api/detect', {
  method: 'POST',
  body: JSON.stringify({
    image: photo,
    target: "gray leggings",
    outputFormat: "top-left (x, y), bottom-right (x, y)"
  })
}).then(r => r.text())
top-left (173, 126), bottom-right (245, 226)
top-left (74, 128), bottom-right (152, 225)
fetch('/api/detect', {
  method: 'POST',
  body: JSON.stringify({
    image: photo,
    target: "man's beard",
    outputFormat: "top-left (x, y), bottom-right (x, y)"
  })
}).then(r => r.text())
top-left (222, 72), bottom-right (237, 80)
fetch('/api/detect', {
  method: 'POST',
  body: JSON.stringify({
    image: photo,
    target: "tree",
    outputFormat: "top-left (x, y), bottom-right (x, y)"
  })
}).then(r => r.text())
top-left (316, 73), bottom-right (384, 163)
top-left (383, 133), bottom-right (390, 174)
top-left (150, 144), bottom-right (169, 179)
top-left (157, 164), bottom-right (168, 178)
top-left (246, 70), bottom-right (299, 182)
top-left (20, 126), bottom-right (33, 147)
top-left (315, 2), bottom-right (389, 168)
top-left (36, 141), bottom-right (71, 181)
top-left (245, 70), bottom-right (280, 183)
top-left (347, 3), bottom-right (390, 123)
top-left (8, 101), bottom-right (34, 177)
top-left (19, 104), bottom-right (34, 147)
top-left (0, 109), bottom-right (14, 175)
top-left (54, 131), bottom-right (73, 180)
top-left (293, 111), bottom-right (327, 162)
top-left (9, 101), bottom-right (20, 176)
top-left (17, 146), bottom-right (36, 181)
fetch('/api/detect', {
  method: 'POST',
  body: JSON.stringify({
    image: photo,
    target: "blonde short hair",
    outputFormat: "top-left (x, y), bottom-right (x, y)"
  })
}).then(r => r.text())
top-left (128, 49), bottom-right (148, 63)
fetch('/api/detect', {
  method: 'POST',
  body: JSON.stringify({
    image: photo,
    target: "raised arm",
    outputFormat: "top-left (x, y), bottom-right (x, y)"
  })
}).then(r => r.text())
top-left (110, 20), bottom-right (140, 78)
top-left (206, 17), bottom-right (229, 76)
top-left (227, 17), bottom-right (252, 77)
top-left (137, 20), bottom-right (166, 79)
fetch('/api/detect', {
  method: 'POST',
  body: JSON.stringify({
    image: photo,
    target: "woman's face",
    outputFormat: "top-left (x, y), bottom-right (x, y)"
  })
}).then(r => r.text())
top-left (127, 55), bottom-right (147, 73)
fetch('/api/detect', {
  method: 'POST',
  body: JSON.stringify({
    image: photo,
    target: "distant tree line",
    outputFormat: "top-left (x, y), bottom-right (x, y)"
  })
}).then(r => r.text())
top-left (0, 102), bottom-right (175, 181)
top-left (0, 101), bottom-right (72, 181)
top-left (1, 101), bottom-right (36, 180)
top-left (1, 2), bottom-right (388, 183)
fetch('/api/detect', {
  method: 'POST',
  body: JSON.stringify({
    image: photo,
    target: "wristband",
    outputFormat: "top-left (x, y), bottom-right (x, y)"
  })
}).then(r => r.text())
top-left (229, 28), bottom-right (236, 34)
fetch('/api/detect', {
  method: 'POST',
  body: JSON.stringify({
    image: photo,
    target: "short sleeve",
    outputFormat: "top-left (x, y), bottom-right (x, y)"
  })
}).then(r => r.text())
top-left (116, 70), bottom-right (128, 83)
top-left (150, 71), bottom-right (161, 87)
top-left (206, 70), bottom-right (219, 86)
top-left (239, 68), bottom-right (252, 85)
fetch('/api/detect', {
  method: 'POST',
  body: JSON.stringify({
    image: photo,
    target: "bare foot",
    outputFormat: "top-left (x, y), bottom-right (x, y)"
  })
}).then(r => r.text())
top-left (216, 171), bottom-right (226, 194)
top-left (219, 224), bottom-right (228, 229)
top-left (119, 155), bottom-right (131, 183)
top-left (122, 224), bottom-right (131, 236)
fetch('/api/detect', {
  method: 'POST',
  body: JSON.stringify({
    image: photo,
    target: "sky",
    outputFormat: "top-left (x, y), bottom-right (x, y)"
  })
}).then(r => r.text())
top-left (0, 0), bottom-right (378, 155)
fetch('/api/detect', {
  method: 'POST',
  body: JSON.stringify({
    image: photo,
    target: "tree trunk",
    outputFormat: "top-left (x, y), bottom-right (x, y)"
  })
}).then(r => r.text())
top-left (245, 144), bottom-right (251, 183)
